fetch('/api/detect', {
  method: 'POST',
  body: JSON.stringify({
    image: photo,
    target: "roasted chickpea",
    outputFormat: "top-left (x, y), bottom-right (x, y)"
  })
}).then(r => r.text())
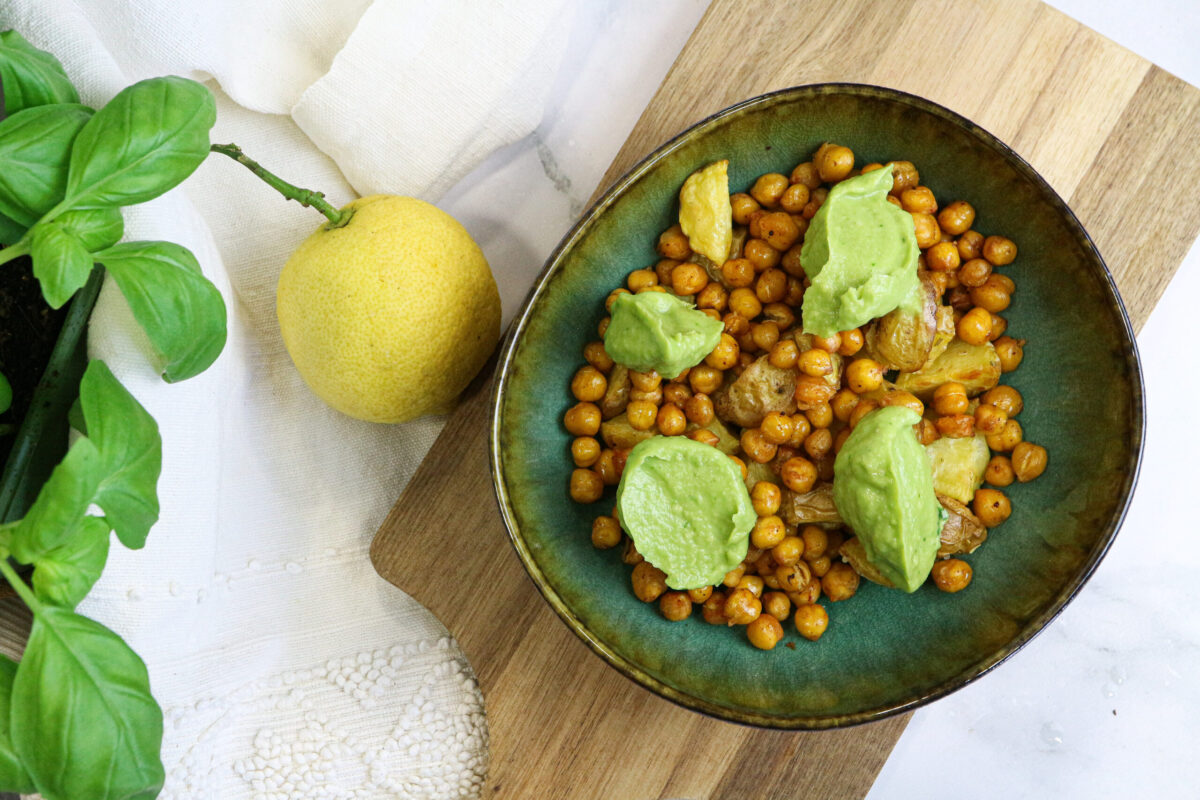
top-left (626, 268), bottom-right (658, 293)
top-left (816, 144), bottom-right (855, 182)
top-left (935, 200), bottom-right (975, 235)
top-left (925, 241), bottom-right (961, 272)
top-left (689, 365), bottom-right (724, 395)
top-left (748, 172), bottom-right (787, 207)
top-left (915, 418), bottom-right (939, 446)
top-left (986, 419), bottom-right (1023, 452)
top-left (912, 212), bottom-right (941, 249)
top-left (671, 262), bottom-right (707, 296)
top-left (591, 515), bottom-right (622, 549)
top-left (845, 358), bottom-right (885, 393)
top-left (970, 275), bottom-right (1012, 313)
top-left (684, 393), bottom-right (715, 426)
top-left (687, 428), bottom-right (720, 447)
top-left (621, 536), bottom-right (642, 564)
top-left (723, 312), bottom-right (750, 337)
top-left (564, 402), bottom-right (601, 436)
top-left (583, 341), bottom-right (614, 373)
top-left (780, 243), bottom-right (806, 278)
top-left (981, 385), bottom-right (1023, 417)
top-left (726, 288), bottom-right (761, 320)
top-left (775, 560), bottom-right (813, 593)
top-left (796, 347), bottom-right (832, 378)
top-left (795, 525), bottom-right (826, 561)
top-left (741, 427), bottom-right (778, 464)
top-left (779, 182), bottom-right (812, 214)
top-left (780, 456), bottom-right (818, 493)
top-left (737, 575), bottom-right (766, 600)
top-left (982, 235), bottom-right (1017, 266)
top-left (752, 271), bottom-right (785, 306)
top-left (695, 282), bottom-right (728, 313)
top-left (931, 559), bottom-right (973, 592)
top-left (571, 365), bottom-right (607, 402)
top-left (808, 555), bottom-right (833, 578)
top-left (760, 411), bottom-right (795, 446)
top-left (656, 403), bottom-right (687, 436)
top-left (900, 186), bottom-right (938, 215)
top-left (878, 389), bottom-right (924, 416)
top-left (594, 449), bottom-right (620, 485)
top-left (687, 586), bottom-right (713, 604)
top-left (957, 306), bottom-right (994, 346)
top-left (988, 314), bottom-right (1007, 342)
top-left (889, 160), bottom-right (919, 194)
top-left (746, 613), bottom-right (784, 649)
top-left (572, 436), bottom-right (601, 467)
top-left (794, 375), bottom-right (837, 408)
top-left (802, 187), bottom-right (828, 219)
top-left (994, 336), bottom-right (1025, 372)
top-left (794, 604), bottom-right (829, 641)
top-left (704, 333), bottom-right (740, 370)
top-left (657, 224), bottom-right (692, 260)
top-left (768, 338), bottom-right (800, 369)
top-left (974, 403), bottom-right (1008, 435)
top-left (722, 564), bottom-right (746, 588)
top-left (957, 229), bottom-right (984, 260)
top-left (973, 488), bottom-right (1012, 527)
top-left (662, 382), bottom-right (692, 406)
top-left (789, 161), bottom-right (819, 188)
top-left (629, 384), bottom-right (663, 405)
top-left (658, 591), bottom-right (693, 621)
top-left (701, 591), bottom-right (727, 624)
top-left (654, 259), bottom-right (679, 286)
top-left (985, 454), bottom-right (1015, 486)
top-left (831, 388), bottom-right (860, 423)
top-left (806, 402), bottom-right (834, 430)
top-left (632, 561), bottom-right (668, 602)
top-left (756, 212), bottom-right (799, 252)
top-left (804, 428), bottom-right (833, 460)
top-left (605, 288), bottom-right (630, 313)
top-left (959, 258), bottom-right (992, 288)
top-left (932, 382), bottom-right (969, 415)
top-left (721, 257), bottom-right (756, 288)
top-left (1011, 441), bottom-right (1048, 482)
top-left (936, 414), bottom-right (975, 438)
top-left (729, 455), bottom-right (748, 481)
top-left (570, 468), bottom-right (604, 503)
top-left (730, 192), bottom-right (761, 225)
top-left (626, 400), bottom-right (658, 431)
top-left (787, 414), bottom-right (813, 448)
top-left (746, 237), bottom-right (783, 270)
top-left (751, 481), bottom-right (783, 517)
top-left (724, 587), bottom-right (762, 625)
top-left (772, 535), bottom-right (805, 567)
top-left (821, 562), bottom-right (860, 601)
top-left (762, 591), bottom-right (792, 622)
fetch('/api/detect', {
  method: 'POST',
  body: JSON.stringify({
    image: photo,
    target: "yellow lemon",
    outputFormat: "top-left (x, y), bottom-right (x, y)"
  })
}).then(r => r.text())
top-left (276, 194), bottom-right (501, 423)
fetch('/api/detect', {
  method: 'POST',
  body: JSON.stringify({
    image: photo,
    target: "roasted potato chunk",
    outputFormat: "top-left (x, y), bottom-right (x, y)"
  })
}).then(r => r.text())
top-left (679, 160), bottom-right (733, 265)
top-left (780, 482), bottom-right (842, 528)
top-left (925, 432), bottom-right (990, 504)
top-left (863, 277), bottom-right (937, 372)
top-left (840, 536), bottom-right (895, 587)
top-left (600, 364), bottom-right (631, 420)
top-left (744, 459), bottom-right (780, 492)
top-left (937, 494), bottom-right (988, 557)
top-left (791, 331), bottom-right (844, 388)
top-left (600, 413), bottom-right (656, 450)
top-left (714, 355), bottom-right (797, 428)
top-left (894, 339), bottom-right (1001, 399)
top-left (922, 305), bottom-right (956, 369)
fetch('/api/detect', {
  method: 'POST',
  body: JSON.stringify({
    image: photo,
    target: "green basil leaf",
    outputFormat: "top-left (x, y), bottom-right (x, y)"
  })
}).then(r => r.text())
top-left (29, 219), bottom-right (93, 308)
top-left (80, 360), bottom-right (160, 548)
top-left (0, 370), bottom-right (10, 414)
top-left (11, 606), bottom-right (164, 800)
top-left (0, 655), bottom-right (35, 794)
top-left (57, 206), bottom-right (123, 251)
top-left (0, 211), bottom-right (25, 245)
top-left (0, 30), bottom-right (80, 115)
top-left (95, 241), bottom-right (227, 382)
top-left (9, 437), bottom-right (102, 563)
top-left (63, 76), bottom-right (214, 210)
top-left (31, 515), bottom-right (111, 608)
top-left (0, 103), bottom-right (92, 227)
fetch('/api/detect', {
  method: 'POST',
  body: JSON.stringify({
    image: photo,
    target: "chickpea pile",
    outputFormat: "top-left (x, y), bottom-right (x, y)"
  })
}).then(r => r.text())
top-left (565, 143), bottom-right (1048, 651)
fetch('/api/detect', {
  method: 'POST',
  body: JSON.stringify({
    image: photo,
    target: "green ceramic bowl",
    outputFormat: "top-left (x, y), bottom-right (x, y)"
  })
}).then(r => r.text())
top-left (490, 84), bottom-right (1143, 728)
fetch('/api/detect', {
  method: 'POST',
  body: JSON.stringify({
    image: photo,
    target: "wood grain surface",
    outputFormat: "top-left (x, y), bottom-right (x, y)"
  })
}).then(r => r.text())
top-left (370, 1), bottom-right (1200, 798)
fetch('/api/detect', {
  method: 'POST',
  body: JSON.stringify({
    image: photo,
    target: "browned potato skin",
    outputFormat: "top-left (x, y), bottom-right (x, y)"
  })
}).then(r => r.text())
top-left (894, 339), bottom-right (1002, 399)
top-left (713, 355), bottom-right (797, 428)
top-left (839, 536), bottom-right (895, 587)
top-left (600, 412), bottom-right (657, 450)
top-left (779, 482), bottom-right (843, 528)
top-left (863, 275), bottom-right (938, 372)
top-left (600, 364), bottom-right (631, 420)
top-left (936, 493), bottom-right (988, 557)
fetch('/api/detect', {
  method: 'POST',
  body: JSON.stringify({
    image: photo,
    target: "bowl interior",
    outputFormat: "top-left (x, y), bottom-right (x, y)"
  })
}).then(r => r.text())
top-left (494, 85), bottom-right (1142, 727)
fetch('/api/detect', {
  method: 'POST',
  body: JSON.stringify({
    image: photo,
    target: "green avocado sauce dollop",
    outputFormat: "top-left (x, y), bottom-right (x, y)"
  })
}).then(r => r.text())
top-left (832, 406), bottom-right (946, 593)
top-left (616, 436), bottom-right (756, 590)
top-left (799, 164), bottom-right (922, 337)
top-left (603, 291), bottom-right (724, 378)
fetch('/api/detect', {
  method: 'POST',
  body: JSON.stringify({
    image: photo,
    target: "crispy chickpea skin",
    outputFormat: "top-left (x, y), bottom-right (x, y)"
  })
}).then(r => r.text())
top-left (572, 436), bottom-right (601, 467)
top-left (701, 591), bottom-right (727, 624)
top-left (631, 561), bottom-right (668, 602)
top-left (570, 469), bottom-right (604, 503)
top-left (772, 535), bottom-right (805, 566)
top-left (659, 591), bottom-right (693, 621)
top-left (845, 358), bottom-right (885, 393)
top-left (591, 516), bottom-right (622, 549)
top-left (751, 515), bottom-right (787, 549)
top-left (724, 587), bottom-right (762, 625)
top-left (821, 563), bottom-right (860, 601)
top-left (985, 454), bottom-right (1015, 486)
top-left (1011, 441), bottom-right (1048, 482)
top-left (931, 559), bottom-right (973, 592)
top-left (794, 604), bottom-right (829, 641)
top-left (780, 456), bottom-right (818, 493)
top-left (657, 224), bottom-right (692, 260)
top-left (747, 613), bottom-right (785, 649)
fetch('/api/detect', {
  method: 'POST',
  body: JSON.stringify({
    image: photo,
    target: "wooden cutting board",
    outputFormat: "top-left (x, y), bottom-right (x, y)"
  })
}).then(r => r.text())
top-left (369, 1), bottom-right (1200, 798)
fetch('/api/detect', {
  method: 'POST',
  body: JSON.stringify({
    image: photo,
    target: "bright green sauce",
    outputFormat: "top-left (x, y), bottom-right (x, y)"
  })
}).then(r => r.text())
top-left (603, 291), bottom-right (724, 378)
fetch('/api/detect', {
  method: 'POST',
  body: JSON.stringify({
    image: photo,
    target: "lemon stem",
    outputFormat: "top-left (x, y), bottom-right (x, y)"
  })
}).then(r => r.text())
top-left (210, 143), bottom-right (352, 229)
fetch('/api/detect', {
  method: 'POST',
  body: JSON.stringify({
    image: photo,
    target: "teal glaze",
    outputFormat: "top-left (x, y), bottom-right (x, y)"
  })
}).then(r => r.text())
top-left (490, 85), bottom-right (1143, 728)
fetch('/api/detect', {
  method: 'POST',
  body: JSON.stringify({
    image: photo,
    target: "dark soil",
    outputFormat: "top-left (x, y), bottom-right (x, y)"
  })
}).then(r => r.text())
top-left (0, 252), bottom-right (66, 467)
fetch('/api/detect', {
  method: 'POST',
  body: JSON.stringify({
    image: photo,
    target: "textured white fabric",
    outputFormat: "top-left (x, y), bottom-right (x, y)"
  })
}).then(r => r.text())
top-left (1, 0), bottom-right (569, 796)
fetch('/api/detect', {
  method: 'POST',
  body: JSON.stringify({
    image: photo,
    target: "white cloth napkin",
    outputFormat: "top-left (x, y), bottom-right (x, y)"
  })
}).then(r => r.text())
top-left (2, 0), bottom-right (570, 797)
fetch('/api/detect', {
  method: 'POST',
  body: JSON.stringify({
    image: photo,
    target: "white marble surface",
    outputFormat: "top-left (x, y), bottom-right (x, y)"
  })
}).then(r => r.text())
top-left (437, 1), bottom-right (1200, 797)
